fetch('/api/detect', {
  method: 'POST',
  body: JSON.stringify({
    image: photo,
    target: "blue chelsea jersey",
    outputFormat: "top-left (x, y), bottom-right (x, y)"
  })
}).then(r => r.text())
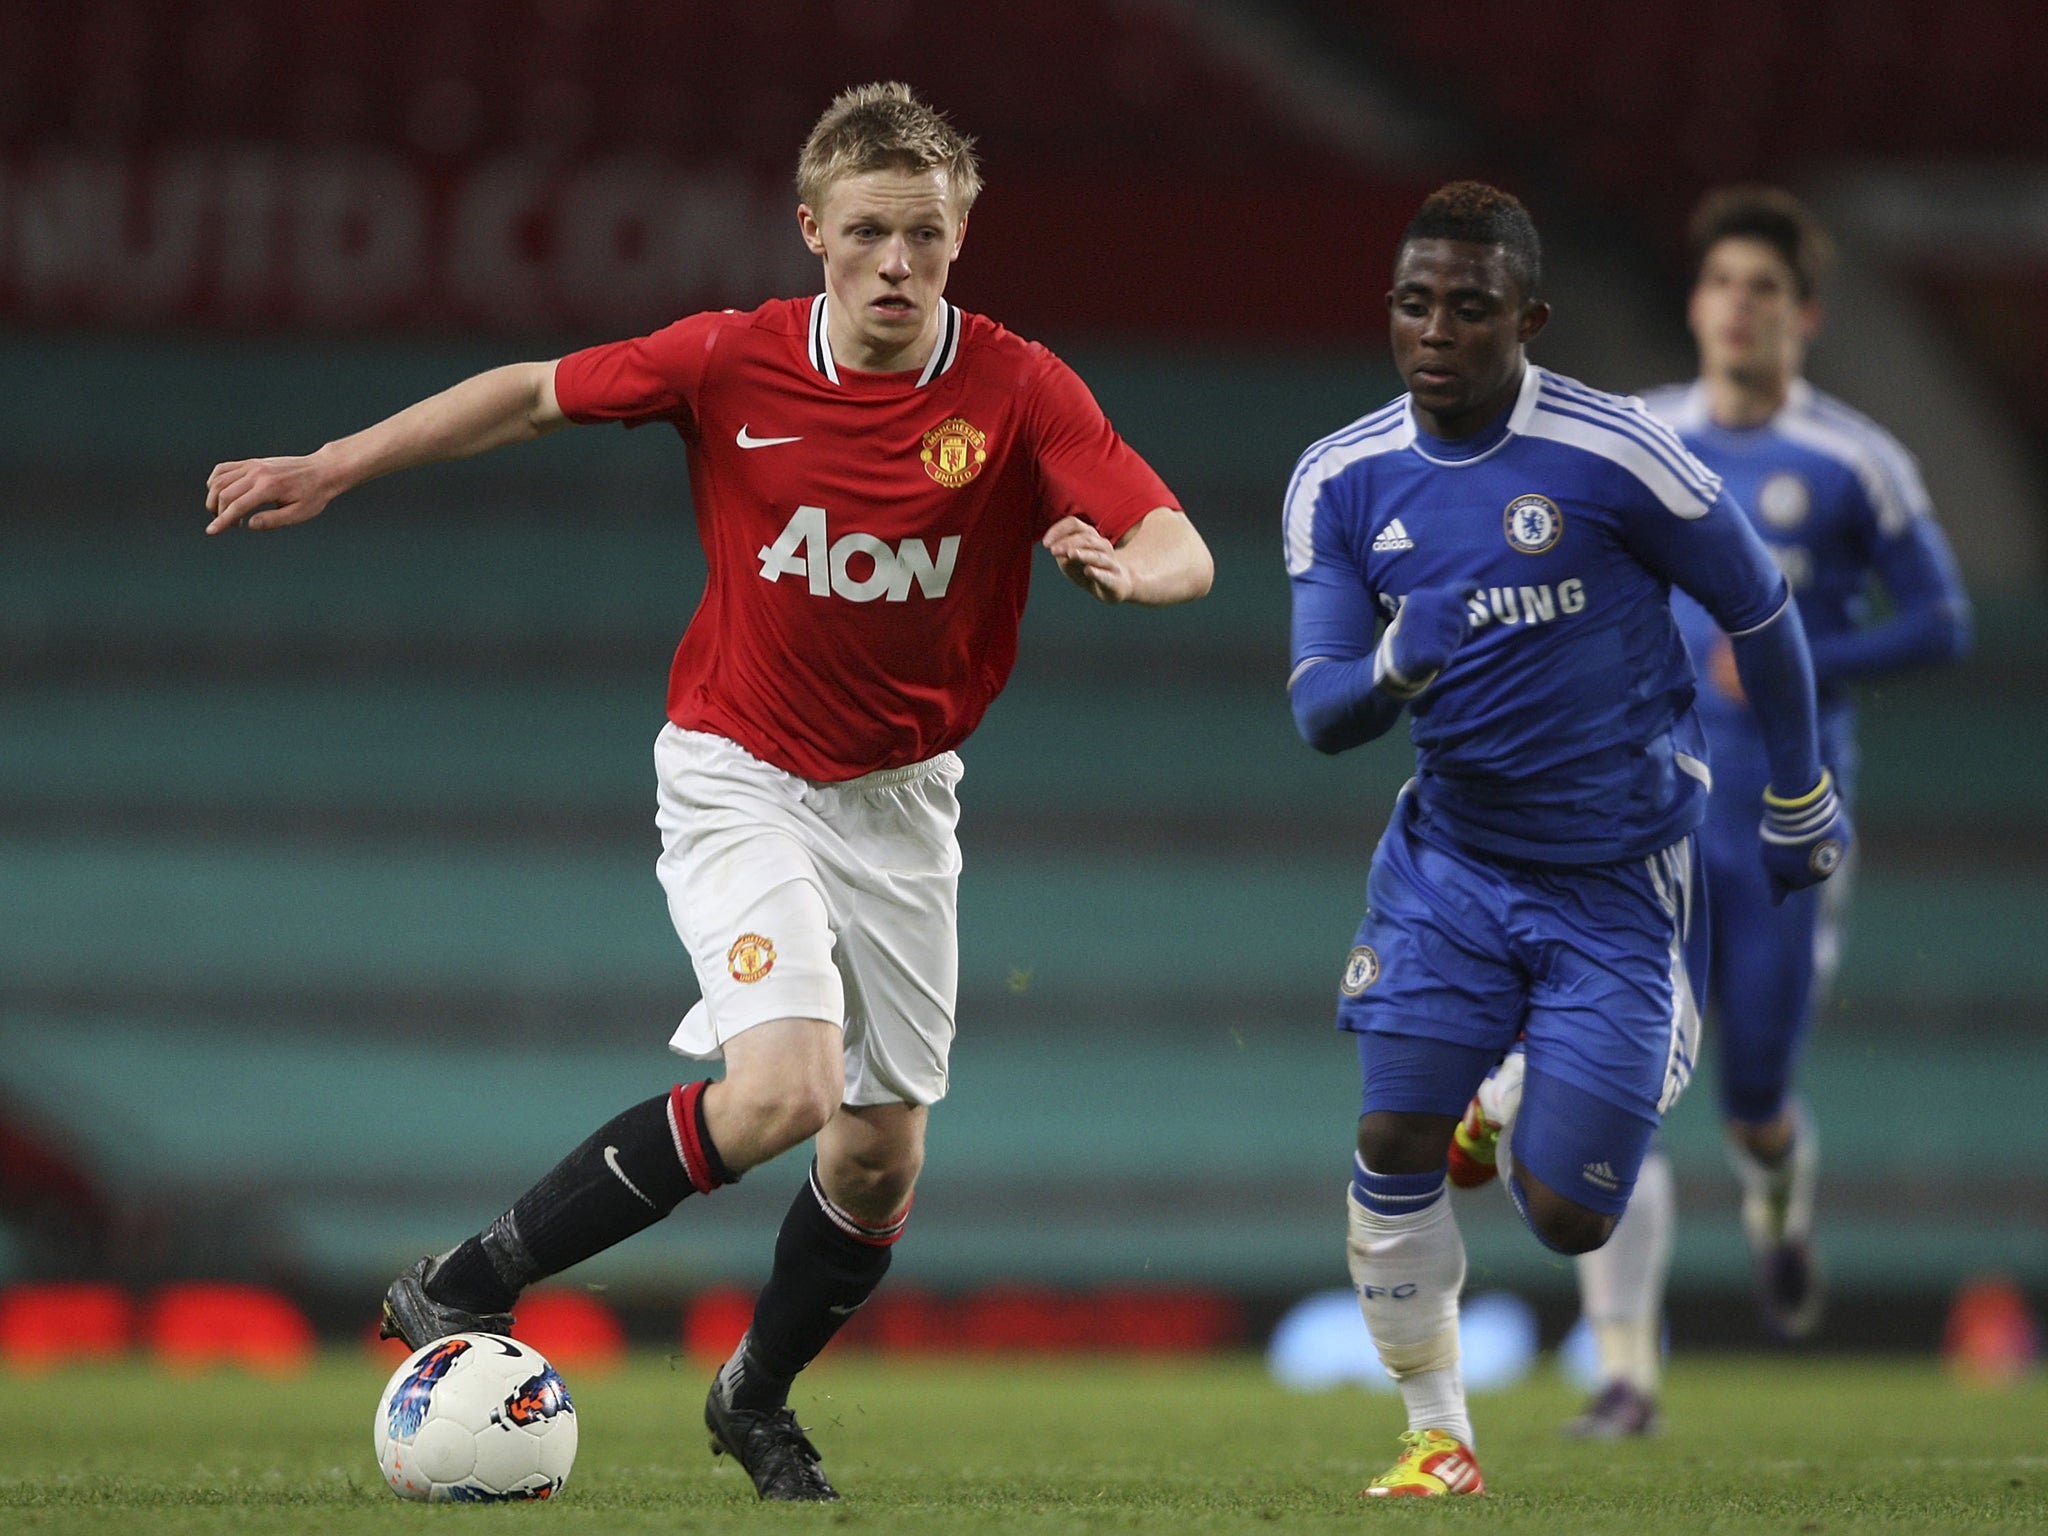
top-left (1642, 379), bottom-right (1968, 756)
top-left (1286, 365), bottom-right (1789, 866)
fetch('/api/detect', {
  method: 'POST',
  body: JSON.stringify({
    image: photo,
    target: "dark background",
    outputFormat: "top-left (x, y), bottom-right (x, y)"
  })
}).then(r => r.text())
top-left (3, 0), bottom-right (2043, 1353)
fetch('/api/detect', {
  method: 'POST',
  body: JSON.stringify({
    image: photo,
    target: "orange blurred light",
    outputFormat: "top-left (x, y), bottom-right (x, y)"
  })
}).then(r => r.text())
top-left (145, 1283), bottom-right (315, 1376)
top-left (0, 1283), bottom-right (132, 1372)
top-left (681, 1285), bottom-right (755, 1363)
top-left (1943, 1274), bottom-right (2040, 1388)
top-left (513, 1289), bottom-right (625, 1373)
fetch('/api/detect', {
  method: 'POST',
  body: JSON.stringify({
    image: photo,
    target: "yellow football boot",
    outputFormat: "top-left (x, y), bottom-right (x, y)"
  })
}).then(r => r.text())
top-left (1446, 1097), bottom-right (1501, 1188)
top-left (1360, 1429), bottom-right (1485, 1497)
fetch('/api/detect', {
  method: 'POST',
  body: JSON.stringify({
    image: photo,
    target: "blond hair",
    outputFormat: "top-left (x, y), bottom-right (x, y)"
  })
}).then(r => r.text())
top-left (795, 82), bottom-right (981, 214)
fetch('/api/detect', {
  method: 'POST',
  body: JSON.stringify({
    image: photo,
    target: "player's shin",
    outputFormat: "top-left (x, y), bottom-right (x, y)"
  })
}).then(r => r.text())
top-left (1576, 1149), bottom-right (1674, 1393)
top-left (1727, 1099), bottom-right (1819, 1247)
top-left (429, 1081), bottom-right (734, 1312)
top-left (1347, 1159), bottom-right (1472, 1446)
top-left (721, 1160), bottom-right (907, 1412)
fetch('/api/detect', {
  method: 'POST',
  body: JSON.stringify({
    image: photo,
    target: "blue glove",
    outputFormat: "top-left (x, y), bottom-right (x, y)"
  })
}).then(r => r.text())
top-left (1759, 769), bottom-right (1852, 904)
top-left (1375, 586), bottom-right (1475, 699)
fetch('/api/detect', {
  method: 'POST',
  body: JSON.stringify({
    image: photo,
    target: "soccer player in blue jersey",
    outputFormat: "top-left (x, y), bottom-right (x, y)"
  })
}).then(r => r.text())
top-left (1547, 186), bottom-right (1970, 1437)
top-left (1284, 181), bottom-right (1850, 1496)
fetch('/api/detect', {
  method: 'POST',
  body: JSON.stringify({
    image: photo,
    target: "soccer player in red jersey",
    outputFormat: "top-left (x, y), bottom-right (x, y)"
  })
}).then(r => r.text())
top-left (205, 82), bottom-right (1211, 1501)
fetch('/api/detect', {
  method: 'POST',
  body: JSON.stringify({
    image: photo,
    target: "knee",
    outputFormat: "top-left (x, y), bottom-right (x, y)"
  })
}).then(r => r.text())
top-left (1515, 1176), bottom-right (1616, 1255)
top-left (818, 1105), bottom-right (927, 1224)
top-left (1726, 1108), bottom-right (1795, 1162)
top-left (722, 1065), bottom-right (843, 1156)
top-left (765, 1081), bottom-right (842, 1151)
top-left (822, 1143), bottom-right (922, 1221)
top-left (1534, 1207), bottom-right (1616, 1256)
top-left (1356, 1111), bottom-right (1457, 1176)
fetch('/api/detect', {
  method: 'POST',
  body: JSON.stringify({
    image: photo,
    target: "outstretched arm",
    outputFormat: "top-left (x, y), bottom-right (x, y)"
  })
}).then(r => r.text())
top-left (204, 360), bottom-right (567, 534)
top-left (1043, 507), bottom-right (1213, 606)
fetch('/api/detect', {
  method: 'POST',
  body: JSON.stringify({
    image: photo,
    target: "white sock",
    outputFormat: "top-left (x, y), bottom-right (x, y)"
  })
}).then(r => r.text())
top-left (1576, 1149), bottom-right (1674, 1393)
top-left (1347, 1170), bottom-right (1472, 1446)
top-left (1726, 1100), bottom-right (1819, 1249)
top-left (1481, 1049), bottom-right (1526, 1189)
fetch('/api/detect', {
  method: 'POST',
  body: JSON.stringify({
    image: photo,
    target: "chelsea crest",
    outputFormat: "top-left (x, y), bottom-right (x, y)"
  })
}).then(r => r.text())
top-left (1504, 493), bottom-right (1563, 554)
top-left (1341, 945), bottom-right (1381, 996)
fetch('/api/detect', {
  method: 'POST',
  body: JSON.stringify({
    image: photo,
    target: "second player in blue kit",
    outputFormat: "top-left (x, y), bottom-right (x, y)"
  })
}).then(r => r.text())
top-left (1283, 182), bottom-right (1849, 1495)
top-left (1558, 186), bottom-right (1971, 1438)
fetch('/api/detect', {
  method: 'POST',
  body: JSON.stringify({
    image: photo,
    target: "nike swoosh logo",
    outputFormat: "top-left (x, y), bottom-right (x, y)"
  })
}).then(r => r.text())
top-left (828, 1301), bottom-right (865, 1316)
top-left (604, 1145), bottom-right (657, 1209)
top-left (736, 425), bottom-right (802, 449)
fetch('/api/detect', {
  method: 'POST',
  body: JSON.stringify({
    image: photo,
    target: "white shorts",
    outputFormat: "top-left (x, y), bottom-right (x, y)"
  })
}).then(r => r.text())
top-left (653, 725), bottom-right (963, 1107)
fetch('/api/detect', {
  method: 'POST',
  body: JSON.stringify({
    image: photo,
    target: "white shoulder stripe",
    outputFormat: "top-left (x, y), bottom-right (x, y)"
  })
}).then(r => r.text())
top-left (1785, 389), bottom-right (1932, 536)
top-left (1520, 409), bottom-right (1716, 519)
top-left (1637, 382), bottom-right (1707, 432)
top-left (1298, 398), bottom-right (1407, 460)
top-left (1538, 375), bottom-right (1721, 503)
top-left (1522, 400), bottom-right (1721, 519)
top-left (1283, 406), bottom-right (1414, 575)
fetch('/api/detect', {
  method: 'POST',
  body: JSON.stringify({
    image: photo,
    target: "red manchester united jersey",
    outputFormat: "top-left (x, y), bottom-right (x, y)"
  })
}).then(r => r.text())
top-left (553, 295), bottom-right (1179, 780)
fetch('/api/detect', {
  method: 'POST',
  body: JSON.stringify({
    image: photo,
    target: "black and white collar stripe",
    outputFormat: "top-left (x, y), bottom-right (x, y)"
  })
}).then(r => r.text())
top-left (807, 290), bottom-right (840, 384)
top-left (807, 293), bottom-right (961, 387)
top-left (916, 299), bottom-right (962, 386)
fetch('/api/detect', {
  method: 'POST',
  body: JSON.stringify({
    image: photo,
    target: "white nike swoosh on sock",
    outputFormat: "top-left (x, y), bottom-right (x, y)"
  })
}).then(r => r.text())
top-left (604, 1145), bottom-right (657, 1208)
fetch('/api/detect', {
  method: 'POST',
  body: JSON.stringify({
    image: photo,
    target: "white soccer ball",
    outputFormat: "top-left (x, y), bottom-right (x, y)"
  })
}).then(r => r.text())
top-left (373, 1332), bottom-right (578, 1502)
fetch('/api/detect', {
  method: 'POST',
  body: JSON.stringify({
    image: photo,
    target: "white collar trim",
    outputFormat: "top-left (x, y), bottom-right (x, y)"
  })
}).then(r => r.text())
top-left (807, 294), bottom-right (960, 387)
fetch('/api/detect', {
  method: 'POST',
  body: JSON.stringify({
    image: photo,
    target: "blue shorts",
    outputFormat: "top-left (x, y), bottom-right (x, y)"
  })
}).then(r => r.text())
top-left (1696, 727), bottom-right (1856, 1123)
top-left (1340, 792), bottom-right (1708, 1214)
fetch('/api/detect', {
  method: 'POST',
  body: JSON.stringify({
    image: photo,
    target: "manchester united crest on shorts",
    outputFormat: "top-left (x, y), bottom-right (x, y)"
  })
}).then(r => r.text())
top-left (921, 417), bottom-right (988, 488)
top-left (727, 933), bottom-right (776, 984)
top-left (1341, 944), bottom-right (1381, 996)
top-left (1504, 493), bottom-right (1563, 554)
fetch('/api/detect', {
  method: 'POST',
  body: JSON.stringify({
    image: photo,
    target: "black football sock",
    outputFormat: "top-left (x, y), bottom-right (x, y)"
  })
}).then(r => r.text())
top-left (722, 1160), bottom-right (906, 1412)
top-left (429, 1081), bottom-right (733, 1312)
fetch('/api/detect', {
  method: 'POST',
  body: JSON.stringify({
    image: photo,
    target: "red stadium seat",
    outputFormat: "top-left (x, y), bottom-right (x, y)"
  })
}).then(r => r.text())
top-left (511, 1288), bottom-right (625, 1373)
top-left (144, 1283), bottom-right (316, 1376)
top-left (0, 1283), bottom-right (132, 1371)
top-left (680, 1284), bottom-right (755, 1363)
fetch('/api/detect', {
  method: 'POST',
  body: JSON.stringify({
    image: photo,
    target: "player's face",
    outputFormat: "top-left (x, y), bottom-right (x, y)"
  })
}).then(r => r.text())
top-left (1387, 239), bottom-right (1550, 439)
top-left (800, 167), bottom-right (967, 373)
top-left (1689, 237), bottom-right (1818, 387)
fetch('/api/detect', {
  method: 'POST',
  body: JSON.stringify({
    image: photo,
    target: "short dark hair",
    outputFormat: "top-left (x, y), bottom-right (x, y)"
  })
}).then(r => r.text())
top-left (1399, 181), bottom-right (1542, 303)
top-left (1689, 185), bottom-right (1834, 301)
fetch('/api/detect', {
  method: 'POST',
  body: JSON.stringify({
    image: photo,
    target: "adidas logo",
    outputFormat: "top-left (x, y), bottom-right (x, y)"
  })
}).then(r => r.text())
top-left (1372, 518), bottom-right (1415, 552)
top-left (1581, 1160), bottom-right (1619, 1192)
top-left (1432, 1447), bottom-right (1483, 1494)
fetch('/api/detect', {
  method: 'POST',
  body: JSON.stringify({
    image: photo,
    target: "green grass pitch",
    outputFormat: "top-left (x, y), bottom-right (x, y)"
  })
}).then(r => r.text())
top-left (2, 1352), bottom-right (2042, 1533)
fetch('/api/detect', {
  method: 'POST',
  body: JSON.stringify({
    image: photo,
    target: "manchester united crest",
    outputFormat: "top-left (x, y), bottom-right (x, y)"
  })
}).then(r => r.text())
top-left (727, 932), bottom-right (776, 984)
top-left (921, 416), bottom-right (988, 488)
